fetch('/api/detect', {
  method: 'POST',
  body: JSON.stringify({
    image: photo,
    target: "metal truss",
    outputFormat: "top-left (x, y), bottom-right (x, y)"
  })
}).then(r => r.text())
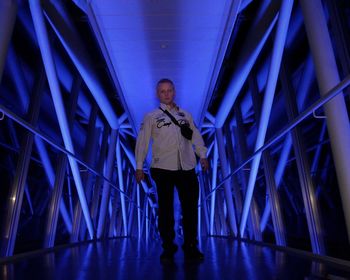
top-left (0, 0), bottom-right (350, 261)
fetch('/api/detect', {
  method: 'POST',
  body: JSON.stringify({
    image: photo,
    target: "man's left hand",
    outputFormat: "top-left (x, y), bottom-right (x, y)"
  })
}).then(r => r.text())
top-left (200, 158), bottom-right (209, 172)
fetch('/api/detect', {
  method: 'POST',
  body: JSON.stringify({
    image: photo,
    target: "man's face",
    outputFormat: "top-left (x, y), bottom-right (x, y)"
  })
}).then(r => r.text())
top-left (157, 82), bottom-right (175, 105)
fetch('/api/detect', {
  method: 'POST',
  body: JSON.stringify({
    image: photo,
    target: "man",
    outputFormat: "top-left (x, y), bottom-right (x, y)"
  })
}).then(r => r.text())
top-left (135, 78), bottom-right (209, 261)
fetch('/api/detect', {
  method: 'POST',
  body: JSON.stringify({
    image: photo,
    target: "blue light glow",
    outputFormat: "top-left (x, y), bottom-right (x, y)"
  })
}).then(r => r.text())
top-left (240, 0), bottom-right (294, 236)
top-left (91, 0), bottom-right (235, 127)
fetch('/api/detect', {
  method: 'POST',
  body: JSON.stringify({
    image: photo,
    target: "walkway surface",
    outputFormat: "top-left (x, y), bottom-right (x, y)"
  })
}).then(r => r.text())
top-left (1, 237), bottom-right (350, 279)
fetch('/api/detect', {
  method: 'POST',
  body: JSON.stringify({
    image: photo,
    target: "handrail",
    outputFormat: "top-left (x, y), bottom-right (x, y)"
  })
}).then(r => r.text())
top-left (0, 103), bottom-right (160, 236)
top-left (202, 73), bottom-right (350, 203)
top-left (0, 103), bottom-right (131, 199)
top-left (0, 103), bottom-right (160, 231)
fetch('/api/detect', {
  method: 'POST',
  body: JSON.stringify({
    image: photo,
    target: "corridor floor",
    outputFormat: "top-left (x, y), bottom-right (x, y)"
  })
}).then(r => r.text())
top-left (1, 237), bottom-right (350, 279)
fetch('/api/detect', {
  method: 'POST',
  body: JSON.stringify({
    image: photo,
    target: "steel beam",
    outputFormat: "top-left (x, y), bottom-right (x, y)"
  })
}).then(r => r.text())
top-left (233, 103), bottom-right (262, 241)
top-left (71, 103), bottom-right (99, 242)
top-left (97, 129), bottom-right (117, 238)
top-left (7, 121), bottom-right (34, 216)
top-left (198, 172), bottom-right (210, 235)
top-left (209, 138), bottom-right (219, 235)
top-left (8, 43), bottom-right (72, 233)
top-left (29, 0), bottom-right (94, 238)
top-left (90, 125), bottom-right (109, 227)
top-left (216, 128), bottom-right (238, 236)
top-left (215, 5), bottom-right (278, 127)
top-left (225, 124), bottom-right (243, 226)
top-left (249, 75), bottom-right (283, 243)
top-left (42, 1), bottom-right (119, 129)
top-left (300, 0), bottom-right (350, 241)
top-left (44, 75), bottom-right (80, 247)
top-left (262, 151), bottom-right (287, 246)
top-left (0, 68), bottom-right (44, 257)
top-left (44, 154), bottom-right (67, 248)
top-left (240, 0), bottom-right (294, 236)
top-left (203, 74), bottom-right (350, 213)
top-left (280, 63), bottom-right (325, 254)
top-left (116, 133), bottom-right (128, 236)
top-left (260, 55), bottom-right (314, 231)
top-left (108, 191), bottom-right (118, 238)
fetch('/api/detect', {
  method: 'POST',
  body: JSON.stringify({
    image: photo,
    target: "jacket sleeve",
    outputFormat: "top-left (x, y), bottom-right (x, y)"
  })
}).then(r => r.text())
top-left (135, 114), bottom-right (152, 169)
top-left (188, 114), bottom-right (207, 158)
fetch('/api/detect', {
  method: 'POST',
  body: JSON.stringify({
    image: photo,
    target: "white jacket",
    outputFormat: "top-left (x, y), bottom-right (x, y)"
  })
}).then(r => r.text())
top-left (135, 103), bottom-right (207, 171)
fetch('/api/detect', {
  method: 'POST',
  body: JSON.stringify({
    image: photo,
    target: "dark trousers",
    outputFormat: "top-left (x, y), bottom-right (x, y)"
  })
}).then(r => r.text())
top-left (151, 168), bottom-right (199, 249)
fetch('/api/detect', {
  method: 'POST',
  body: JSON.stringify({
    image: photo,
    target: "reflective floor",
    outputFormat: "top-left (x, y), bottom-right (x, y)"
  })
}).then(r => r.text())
top-left (1, 237), bottom-right (350, 280)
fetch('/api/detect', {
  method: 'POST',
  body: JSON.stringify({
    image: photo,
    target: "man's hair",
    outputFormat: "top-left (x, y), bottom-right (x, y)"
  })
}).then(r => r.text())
top-left (157, 78), bottom-right (175, 90)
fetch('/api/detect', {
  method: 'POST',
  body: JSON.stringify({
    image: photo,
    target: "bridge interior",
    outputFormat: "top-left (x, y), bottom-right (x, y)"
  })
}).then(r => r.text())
top-left (1, 0), bottom-right (350, 278)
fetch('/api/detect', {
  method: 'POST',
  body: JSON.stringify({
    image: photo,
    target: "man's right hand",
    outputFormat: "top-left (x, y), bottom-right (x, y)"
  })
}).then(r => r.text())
top-left (135, 169), bottom-right (145, 184)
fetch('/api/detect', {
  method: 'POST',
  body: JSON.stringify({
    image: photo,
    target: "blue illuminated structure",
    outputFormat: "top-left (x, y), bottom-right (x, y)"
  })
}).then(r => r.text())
top-left (29, 0), bottom-right (94, 241)
top-left (239, 0), bottom-right (294, 238)
top-left (1, 0), bottom-right (350, 273)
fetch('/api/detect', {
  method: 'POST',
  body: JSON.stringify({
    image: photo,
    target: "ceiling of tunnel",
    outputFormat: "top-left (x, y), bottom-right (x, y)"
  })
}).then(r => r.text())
top-left (88, 0), bottom-right (242, 128)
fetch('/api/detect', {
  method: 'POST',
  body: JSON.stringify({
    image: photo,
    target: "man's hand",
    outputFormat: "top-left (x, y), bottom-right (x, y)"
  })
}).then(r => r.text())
top-left (135, 169), bottom-right (145, 184)
top-left (199, 158), bottom-right (209, 172)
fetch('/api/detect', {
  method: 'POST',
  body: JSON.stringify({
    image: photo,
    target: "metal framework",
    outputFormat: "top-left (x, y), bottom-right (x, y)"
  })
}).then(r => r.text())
top-left (0, 0), bottom-right (350, 262)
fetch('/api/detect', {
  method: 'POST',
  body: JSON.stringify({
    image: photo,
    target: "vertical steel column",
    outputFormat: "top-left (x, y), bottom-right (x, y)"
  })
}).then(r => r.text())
top-left (260, 133), bottom-right (292, 232)
top-left (0, 0), bottom-right (17, 82)
top-left (325, 0), bottom-right (350, 80)
top-left (7, 43), bottom-right (72, 232)
top-left (249, 75), bottom-right (282, 243)
top-left (71, 104), bottom-right (99, 242)
top-left (233, 103), bottom-right (262, 240)
top-left (108, 191), bottom-right (118, 237)
top-left (66, 167), bottom-right (74, 218)
top-left (299, 0), bottom-right (350, 241)
top-left (90, 125), bottom-right (109, 227)
top-left (145, 197), bottom-right (149, 241)
top-left (7, 123), bottom-right (34, 215)
top-left (97, 129), bottom-right (117, 238)
top-left (217, 191), bottom-right (229, 235)
top-left (198, 174), bottom-right (202, 239)
top-left (261, 151), bottom-right (287, 246)
top-left (209, 138), bottom-right (219, 235)
top-left (216, 128), bottom-right (238, 236)
top-left (231, 126), bottom-right (254, 239)
top-left (198, 172), bottom-right (210, 235)
top-left (44, 155), bottom-right (67, 248)
top-left (0, 70), bottom-right (45, 257)
top-left (44, 76), bottom-right (80, 248)
top-left (116, 133), bottom-right (128, 236)
top-left (79, 126), bottom-right (100, 240)
top-left (280, 64), bottom-right (325, 254)
top-left (35, 138), bottom-right (72, 232)
top-left (127, 178), bottom-right (137, 235)
top-left (240, 0), bottom-right (294, 236)
top-left (140, 195), bottom-right (147, 239)
top-left (225, 124), bottom-right (243, 225)
top-left (260, 55), bottom-right (314, 231)
top-left (29, 0), bottom-right (94, 238)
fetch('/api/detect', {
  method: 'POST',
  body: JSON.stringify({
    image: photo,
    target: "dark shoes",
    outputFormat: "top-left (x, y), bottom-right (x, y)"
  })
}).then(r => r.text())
top-left (160, 244), bottom-right (178, 262)
top-left (160, 243), bottom-right (204, 262)
top-left (183, 244), bottom-right (204, 261)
